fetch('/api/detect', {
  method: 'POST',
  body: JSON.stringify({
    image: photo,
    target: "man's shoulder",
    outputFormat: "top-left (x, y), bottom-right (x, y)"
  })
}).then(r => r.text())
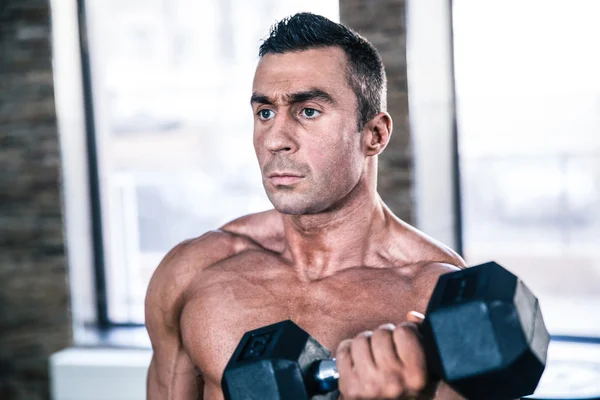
top-left (386, 219), bottom-right (468, 313)
top-left (147, 209), bottom-right (282, 292)
top-left (390, 218), bottom-right (467, 269)
top-left (145, 226), bottom-right (263, 330)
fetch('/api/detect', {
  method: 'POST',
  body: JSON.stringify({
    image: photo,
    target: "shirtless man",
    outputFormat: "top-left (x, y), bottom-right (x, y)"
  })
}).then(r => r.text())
top-left (145, 13), bottom-right (467, 400)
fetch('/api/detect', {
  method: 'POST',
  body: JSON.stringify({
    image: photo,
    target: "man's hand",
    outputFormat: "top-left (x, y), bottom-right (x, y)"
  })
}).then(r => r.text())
top-left (336, 311), bottom-right (437, 400)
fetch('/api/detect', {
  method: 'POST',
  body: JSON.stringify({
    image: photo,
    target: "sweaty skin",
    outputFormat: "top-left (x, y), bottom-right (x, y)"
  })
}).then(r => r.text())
top-left (145, 47), bottom-right (468, 400)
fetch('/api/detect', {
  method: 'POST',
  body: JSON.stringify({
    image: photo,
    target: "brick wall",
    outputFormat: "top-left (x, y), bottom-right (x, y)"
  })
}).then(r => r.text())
top-left (0, 1), bottom-right (72, 399)
top-left (339, 0), bottom-right (414, 224)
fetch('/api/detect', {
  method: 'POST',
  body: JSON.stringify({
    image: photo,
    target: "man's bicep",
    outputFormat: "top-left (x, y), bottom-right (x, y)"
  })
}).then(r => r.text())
top-left (144, 241), bottom-right (204, 399)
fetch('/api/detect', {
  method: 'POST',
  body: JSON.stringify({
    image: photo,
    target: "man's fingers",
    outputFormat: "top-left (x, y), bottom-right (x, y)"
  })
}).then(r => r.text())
top-left (350, 330), bottom-right (377, 370)
top-left (335, 339), bottom-right (357, 394)
top-left (392, 323), bottom-right (428, 393)
top-left (406, 310), bottom-right (425, 325)
top-left (336, 338), bottom-right (353, 369)
top-left (370, 324), bottom-right (402, 370)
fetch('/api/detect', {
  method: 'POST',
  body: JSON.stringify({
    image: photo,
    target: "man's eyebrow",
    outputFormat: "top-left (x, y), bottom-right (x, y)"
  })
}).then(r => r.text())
top-left (286, 89), bottom-right (336, 105)
top-left (250, 89), bottom-right (336, 106)
top-left (250, 93), bottom-right (273, 106)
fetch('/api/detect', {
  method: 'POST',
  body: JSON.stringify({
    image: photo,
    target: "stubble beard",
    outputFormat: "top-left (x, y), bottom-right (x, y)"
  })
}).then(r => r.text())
top-left (265, 181), bottom-right (331, 215)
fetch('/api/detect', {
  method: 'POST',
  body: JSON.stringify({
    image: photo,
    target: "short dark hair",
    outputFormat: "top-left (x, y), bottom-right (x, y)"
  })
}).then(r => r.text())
top-left (259, 13), bottom-right (387, 131)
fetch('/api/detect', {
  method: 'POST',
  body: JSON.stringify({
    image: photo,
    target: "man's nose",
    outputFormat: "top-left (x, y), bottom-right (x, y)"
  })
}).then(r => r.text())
top-left (263, 114), bottom-right (298, 154)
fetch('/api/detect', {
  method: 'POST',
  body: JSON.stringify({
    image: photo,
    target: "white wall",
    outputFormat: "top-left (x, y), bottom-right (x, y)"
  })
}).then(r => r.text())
top-left (406, 0), bottom-right (460, 250)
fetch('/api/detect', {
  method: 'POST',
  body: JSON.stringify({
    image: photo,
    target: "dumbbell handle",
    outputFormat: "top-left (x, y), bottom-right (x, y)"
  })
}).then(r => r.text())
top-left (310, 359), bottom-right (339, 393)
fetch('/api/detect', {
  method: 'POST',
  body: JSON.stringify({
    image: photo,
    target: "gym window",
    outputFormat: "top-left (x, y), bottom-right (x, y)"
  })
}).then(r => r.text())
top-left (454, 0), bottom-right (600, 339)
top-left (74, 0), bottom-right (600, 342)
top-left (78, 0), bottom-right (340, 327)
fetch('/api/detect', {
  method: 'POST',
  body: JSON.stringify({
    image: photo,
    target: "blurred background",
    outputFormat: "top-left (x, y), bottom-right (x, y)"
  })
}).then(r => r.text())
top-left (1, 0), bottom-right (599, 399)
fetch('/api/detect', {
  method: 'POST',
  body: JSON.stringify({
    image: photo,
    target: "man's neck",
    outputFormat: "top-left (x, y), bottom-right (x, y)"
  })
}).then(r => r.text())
top-left (280, 191), bottom-right (391, 281)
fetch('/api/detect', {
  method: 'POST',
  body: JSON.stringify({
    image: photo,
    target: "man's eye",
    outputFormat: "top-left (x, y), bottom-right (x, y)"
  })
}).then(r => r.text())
top-left (301, 108), bottom-right (321, 118)
top-left (258, 109), bottom-right (275, 120)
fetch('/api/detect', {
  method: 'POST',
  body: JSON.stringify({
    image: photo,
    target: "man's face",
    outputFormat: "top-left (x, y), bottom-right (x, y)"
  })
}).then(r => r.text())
top-left (251, 47), bottom-right (365, 215)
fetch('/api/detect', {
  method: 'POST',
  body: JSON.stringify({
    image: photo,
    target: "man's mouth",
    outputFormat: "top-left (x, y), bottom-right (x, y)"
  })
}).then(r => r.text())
top-left (268, 172), bottom-right (304, 185)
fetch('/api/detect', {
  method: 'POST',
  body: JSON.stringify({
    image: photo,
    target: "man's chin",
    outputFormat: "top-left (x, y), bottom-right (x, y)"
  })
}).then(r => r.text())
top-left (272, 205), bottom-right (308, 215)
top-left (271, 201), bottom-right (327, 216)
top-left (266, 190), bottom-right (328, 215)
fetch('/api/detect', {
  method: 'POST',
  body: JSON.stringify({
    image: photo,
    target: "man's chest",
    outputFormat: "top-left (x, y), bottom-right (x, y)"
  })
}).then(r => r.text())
top-left (179, 263), bottom-right (416, 387)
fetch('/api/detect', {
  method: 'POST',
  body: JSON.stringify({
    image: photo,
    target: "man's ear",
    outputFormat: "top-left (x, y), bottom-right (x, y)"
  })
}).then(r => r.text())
top-left (362, 112), bottom-right (393, 156)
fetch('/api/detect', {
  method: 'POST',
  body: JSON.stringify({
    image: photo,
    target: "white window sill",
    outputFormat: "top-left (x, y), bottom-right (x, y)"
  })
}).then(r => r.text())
top-left (50, 326), bottom-right (152, 400)
top-left (50, 337), bottom-right (600, 400)
top-left (50, 347), bottom-right (152, 400)
top-left (528, 339), bottom-right (600, 399)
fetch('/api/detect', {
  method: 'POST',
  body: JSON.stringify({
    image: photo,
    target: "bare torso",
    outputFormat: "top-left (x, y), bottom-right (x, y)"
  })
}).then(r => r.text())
top-left (156, 209), bottom-right (466, 399)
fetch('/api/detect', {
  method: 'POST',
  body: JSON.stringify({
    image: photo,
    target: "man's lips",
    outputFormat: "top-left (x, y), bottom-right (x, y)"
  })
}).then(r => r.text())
top-left (268, 172), bottom-right (304, 185)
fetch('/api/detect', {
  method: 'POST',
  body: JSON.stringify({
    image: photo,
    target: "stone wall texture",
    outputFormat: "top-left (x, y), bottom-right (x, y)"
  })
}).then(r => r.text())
top-left (0, 0), bottom-right (72, 399)
top-left (340, 0), bottom-right (414, 224)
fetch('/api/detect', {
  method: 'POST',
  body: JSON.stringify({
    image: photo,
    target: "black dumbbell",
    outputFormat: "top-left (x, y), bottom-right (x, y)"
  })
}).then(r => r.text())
top-left (222, 261), bottom-right (550, 400)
